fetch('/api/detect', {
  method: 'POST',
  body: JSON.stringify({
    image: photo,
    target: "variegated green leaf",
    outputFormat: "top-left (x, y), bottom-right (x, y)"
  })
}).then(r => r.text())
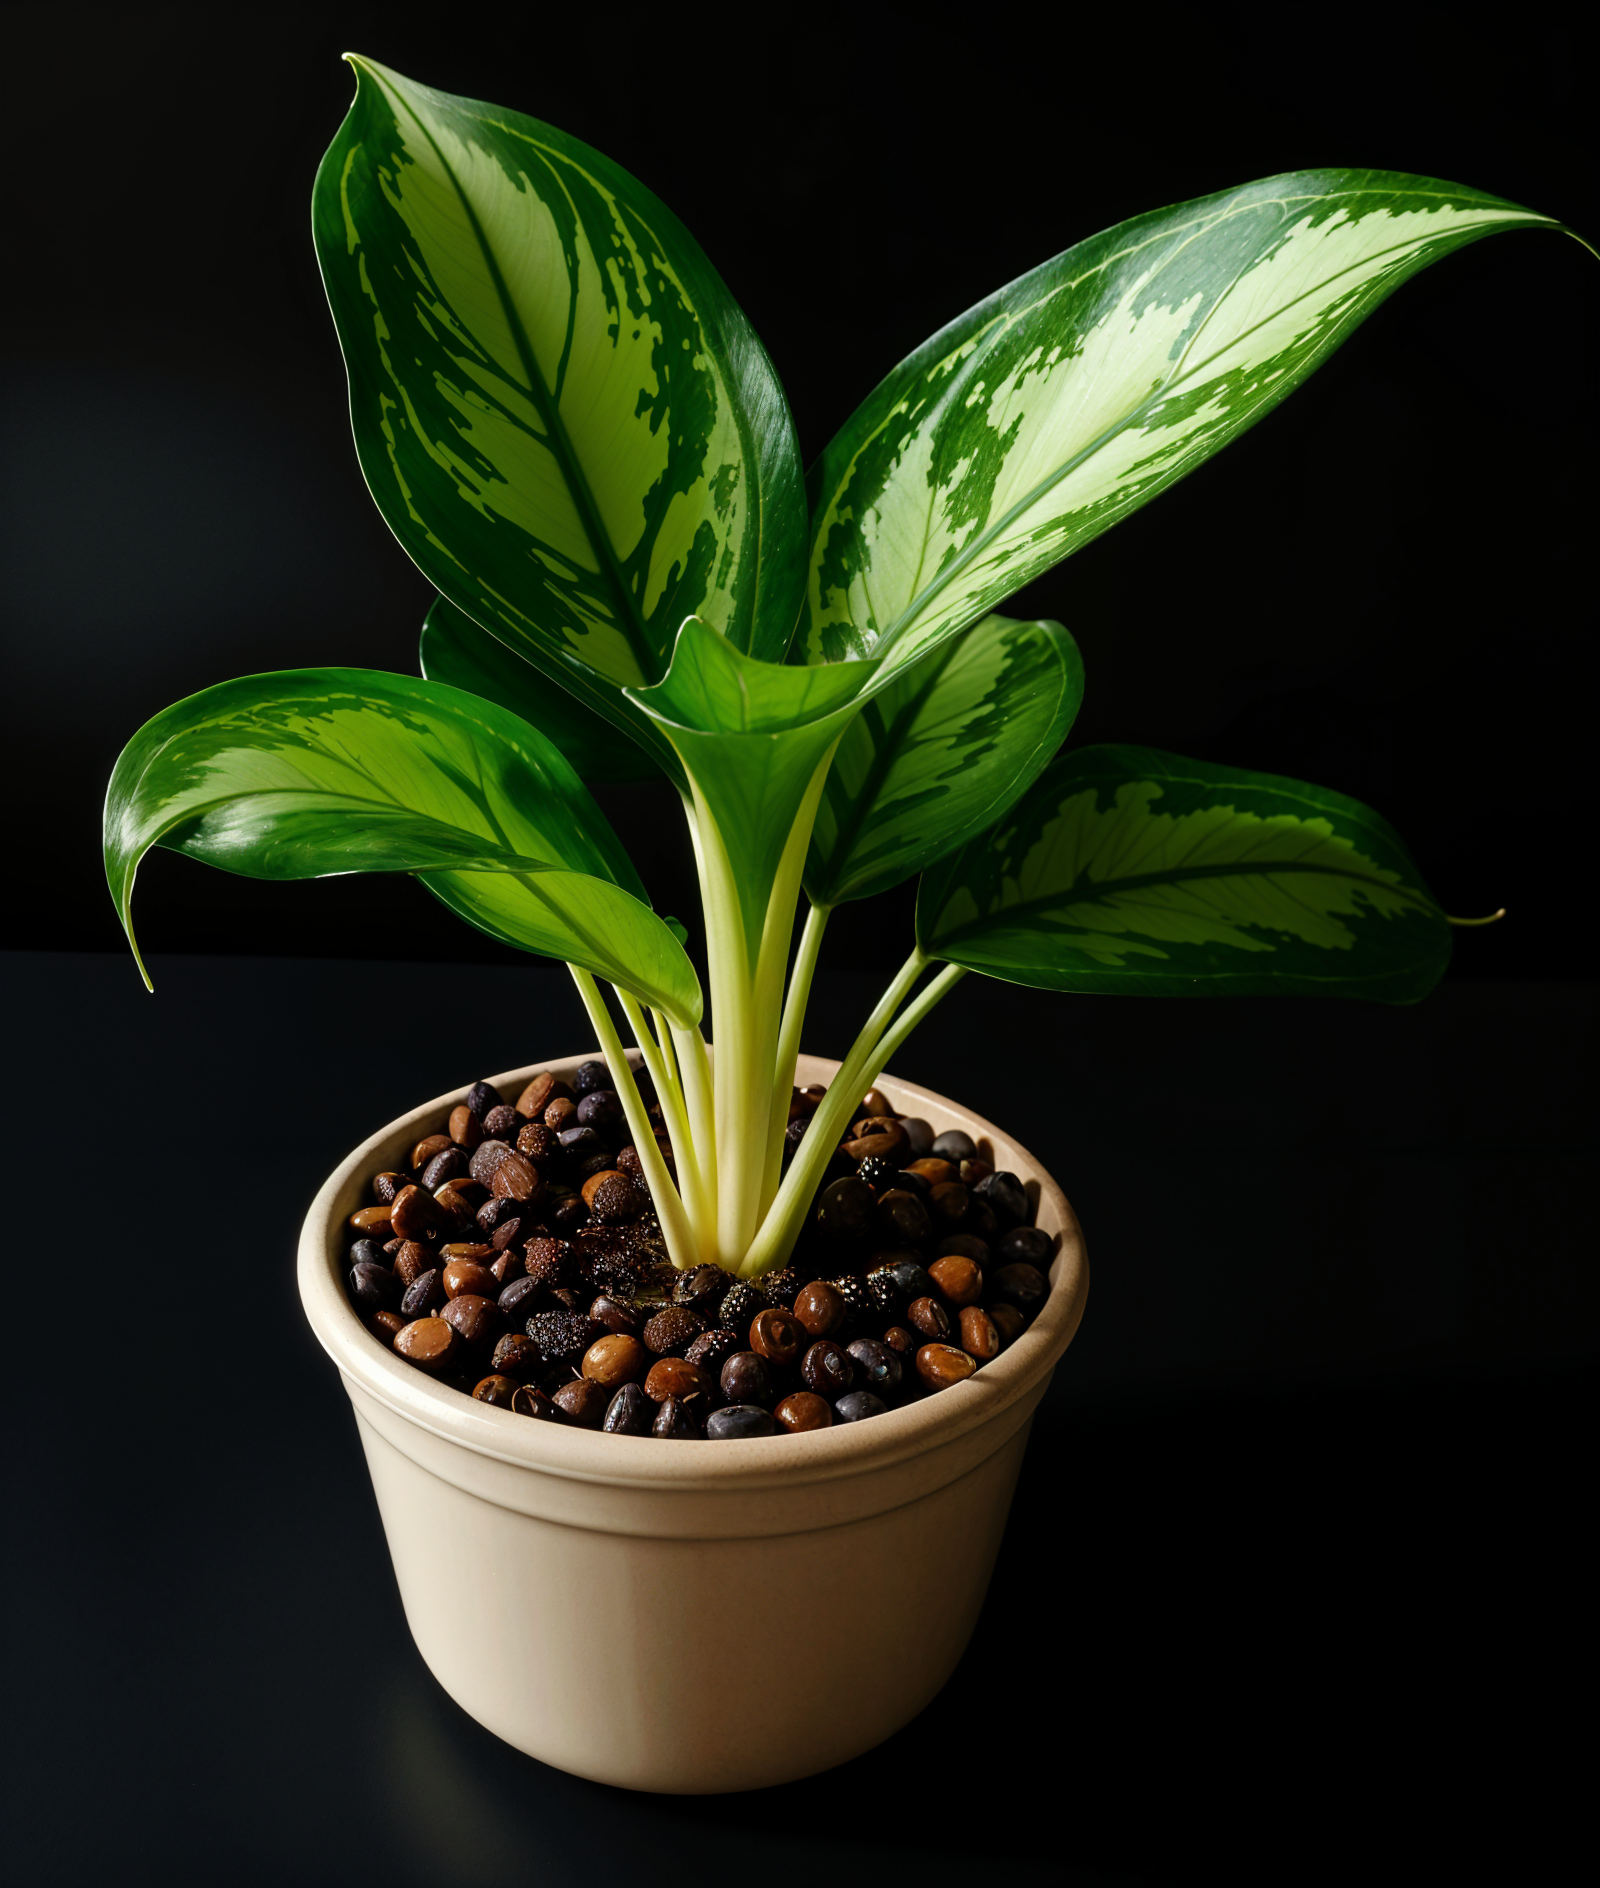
top-left (420, 596), bottom-right (663, 783)
top-left (805, 612), bottom-right (1083, 907)
top-left (917, 745), bottom-right (1450, 1001)
top-left (313, 56), bottom-right (807, 774)
top-left (103, 668), bottom-right (700, 1021)
top-left (802, 172), bottom-right (1565, 674)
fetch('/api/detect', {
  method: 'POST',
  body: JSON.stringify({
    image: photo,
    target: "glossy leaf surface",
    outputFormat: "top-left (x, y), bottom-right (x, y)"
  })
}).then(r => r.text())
top-left (629, 618), bottom-right (874, 962)
top-left (918, 745), bottom-right (1450, 1001)
top-left (805, 612), bottom-right (1083, 907)
top-left (314, 57), bottom-right (806, 773)
top-left (801, 172), bottom-right (1560, 674)
top-left (420, 596), bottom-right (663, 782)
top-left (104, 668), bottom-right (699, 1020)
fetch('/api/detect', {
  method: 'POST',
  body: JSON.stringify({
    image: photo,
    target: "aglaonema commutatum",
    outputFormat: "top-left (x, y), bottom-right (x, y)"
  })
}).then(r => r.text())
top-left (102, 55), bottom-right (1588, 1278)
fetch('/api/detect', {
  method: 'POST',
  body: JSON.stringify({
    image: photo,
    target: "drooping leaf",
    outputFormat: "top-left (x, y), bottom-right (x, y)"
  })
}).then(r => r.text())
top-left (313, 56), bottom-right (807, 775)
top-left (628, 618), bottom-right (874, 965)
top-left (420, 595), bottom-right (664, 783)
top-left (805, 612), bottom-right (1083, 907)
top-left (917, 745), bottom-right (1450, 1001)
top-left (802, 172), bottom-right (1565, 676)
top-left (104, 667), bottom-right (700, 1021)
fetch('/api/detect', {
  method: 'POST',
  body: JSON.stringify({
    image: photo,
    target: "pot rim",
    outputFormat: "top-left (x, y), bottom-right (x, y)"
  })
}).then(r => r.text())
top-left (297, 1053), bottom-right (1088, 1494)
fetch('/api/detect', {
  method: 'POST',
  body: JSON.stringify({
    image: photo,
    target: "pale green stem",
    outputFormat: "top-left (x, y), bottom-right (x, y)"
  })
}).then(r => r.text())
top-left (758, 899), bottom-right (832, 1219)
top-left (672, 1022), bottom-right (717, 1235)
top-left (618, 989), bottom-right (714, 1263)
top-left (738, 947), bottom-right (940, 1278)
top-left (650, 1007), bottom-right (681, 1106)
top-left (568, 966), bottom-right (699, 1271)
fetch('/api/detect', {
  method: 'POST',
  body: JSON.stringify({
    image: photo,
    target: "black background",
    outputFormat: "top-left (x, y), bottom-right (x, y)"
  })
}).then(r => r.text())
top-left (4, 8), bottom-right (1595, 1884)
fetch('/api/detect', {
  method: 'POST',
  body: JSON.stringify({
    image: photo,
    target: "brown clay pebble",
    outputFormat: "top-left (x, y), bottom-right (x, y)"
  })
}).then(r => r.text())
top-left (929, 1182), bottom-right (970, 1227)
top-left (472, 1374), bottom-right (519, 1408)
top-left (393, 1241), bottom-right (431, 1289)
top-left (544, 1097), bottom-right (578, 1130)
top-left (525, 1239), bottom-right (578, 1289)
top-left (448, 1103), bottom-right (482, 1149)
top-left (389, 1184), bottom-right (444, 1241)
top-left (958, 1306), bottom-right (1000, 1361)
top-left (644, 1357), bottom-right (714, 1406)
top-left (800, 1339), bottom-right (854, 1399)
top-left (590, 1173), bottom-right (647, 1223)
top-left (988, 1302), bottom-right (1026, 1346)
top-left (859, 1087), bottom-right (899, 1119)
top-left (961, 1157), bottom-right (994, 1185)
top-left (792, 1280), bottom-right (847, 1339)
top-left (434, 1179), bottom-right (482, 1226)
top-left (515, 1072), bottom-right (558, 1117)
top-left (489, 1150), bottom-right (542, 1203)
top-left (642, 1305), bottom-right (703, 1357)
top-left (369, 1310), bottom-right (407, 1340)
top-left (928, 1254), bottom-right (983, 1307)
top-left (749, 1308), bottom-right (806, 1366)
top-left (580, 1169), bottom-right (620, 1207)
top-left (512, 1383), bottom-right (560, 1420)
top-left (684, 1329), bottom-right (741, 1375)
top-left (904, 1158), bottom-right (958, 1187)
top-left (774, 1391), bottom-right (833, 1433)
top-left (582, 1334), bottom-right (649, 1387)
top-left (481, 1104), bottom-right (521, 1141)
top-left (371, 1171), bottom-right (409, 1205)
top-left (393, 1317), bottom-right (459, 1373)
top-left (993, 1262), bottom-right (1049, 1312)
top-left (440, 1294), bottom-right (501, 1350)
top-left (347, 1205), bottom-right (392, 1239)
top-left (915, 1343), bottom-right (977, 1391)
top-left (843, 1121), bottom-right (909, 1164)
top-left (468, 1140), bottom-right (516, 1187)
top-left (907, 1295), bottom-right (953, 1341)
top-left (552, 1379), bottom-right (609, 1428)
top-left (410, 1133), bottom-right (452, 1171)
top-left (441, 1242), bottom-right (495, 1262)
top-left (516, 1122), bottom-right (558, 1163)
top-left (443, 1259), bottom-right (499, 1300)
top-left (491, 1332), bottom-right (540, 1379)
top-left (883, 1325), bottom-right (917, 1356)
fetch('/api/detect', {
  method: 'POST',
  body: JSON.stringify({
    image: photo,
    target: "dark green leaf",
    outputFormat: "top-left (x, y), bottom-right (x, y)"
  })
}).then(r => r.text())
top-left (104, 667), bottom-right (700, 1021)
top-left (918, 745), bottom-right (1450, 1001)
top-left (805, 612), bottom-right (1083, 906)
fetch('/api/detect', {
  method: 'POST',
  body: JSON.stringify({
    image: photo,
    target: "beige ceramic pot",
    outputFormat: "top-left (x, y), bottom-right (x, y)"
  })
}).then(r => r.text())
top-left (298, 1052), bottom-right (1088, 1793)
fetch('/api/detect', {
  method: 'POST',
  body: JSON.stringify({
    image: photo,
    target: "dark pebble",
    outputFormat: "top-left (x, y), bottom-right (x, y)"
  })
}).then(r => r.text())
top-left (420, 1146), bottom-right (468, 1190)
top-left (749, 1308), bottom-right (806, 1367)
top-left (875, 1189), bottom-right (932, 1246)
top-left (571, 1060), bottom-right (612, 1097)
top-left (907, 1295), bottom-right (953, 1341)
top-left (652, 1394), bottom-right (702, 1439)
top-left (471, 1374), bottom-right (519, 1408)
top-left (889, 1258), bottom-right (936, 1301)
top-left (400, 1269), bottom-right (445, 1317)
top-left (642, 1305), bottom-right (704, 1357)
top-left (816, 1176), bottom-right (875, 1242)
top-left (989, 1303), bottom-right (1026, 1346)
top-left (466, 1080), bottom-right (503, 1118)
top-left (490, 1332), bottom-right (540, 1379)
top-left (936, 1234), bottom-right (992, 1268)
top-left (974, 1170), bottom-right (1028, 1228)
top-left (589, 1294), bottom-right (644, 1336)
top-left (511, 1383), bottom-right (561, 1421)
top-left (846, 1337), bottom-right (902, 1394)
top-left (576, 1090), bottom-right (627, 1140)
top-left (720, 1350), bottom-right (775, 1407)
top-left (834, 1391), bottom-right (889, 1423)
top-left (998, 1225), bottom-right (1054, 1268)
top-left (684, 1328), bottom-right (742, 1376)
top-left (673, 1263), bottom-right (732, 1314)
top-left (602, 1382), bottom-right (654, 1435)
top-left (440, 1295), bottom-right (502, 1351)
top-left (800, 1339), bottom-right (854, 1400)
top-left (497, 1275), bottom-right (541, 1321)
top-left (930, 1129), bottom-right (977, 1163)
top-left (706, 1406), bottom-right (779, 1440)
top-left (992, 1262), bottom-right (1049, 1312)
top-left (900, 1117), bottom-right (935, 1157)
top-left (792, 1280), bottom-right (846, 1339)
top-left (348, 1262), bottom-right (398, 1313)
top-left (348, 1238), bottom-right (389, 1269)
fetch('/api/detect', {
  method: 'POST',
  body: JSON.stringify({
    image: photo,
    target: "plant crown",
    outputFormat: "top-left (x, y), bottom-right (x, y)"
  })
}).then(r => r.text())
top-left (103, 57), bottom-right (1581, 1275)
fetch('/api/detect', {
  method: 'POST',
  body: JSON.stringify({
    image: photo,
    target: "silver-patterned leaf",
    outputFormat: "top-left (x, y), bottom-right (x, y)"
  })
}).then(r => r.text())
top-left (803, 171), bottom-right (1563, 676)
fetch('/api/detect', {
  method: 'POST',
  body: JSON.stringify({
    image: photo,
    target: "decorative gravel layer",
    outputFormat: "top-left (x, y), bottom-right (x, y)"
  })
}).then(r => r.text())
top-left (343, 1061), bottom-right (1053, 1437)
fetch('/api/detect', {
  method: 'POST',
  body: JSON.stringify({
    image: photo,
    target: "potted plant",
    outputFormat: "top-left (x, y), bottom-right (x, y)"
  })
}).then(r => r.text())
top-left (102, 56), bottom-right (1584, 1790)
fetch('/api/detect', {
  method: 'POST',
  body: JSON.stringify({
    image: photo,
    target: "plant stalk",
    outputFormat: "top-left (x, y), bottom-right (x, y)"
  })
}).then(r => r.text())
top-left (618, 988), bottom-right (714, 1263)
top-left (759, 899), bottom-right (831, 1216)
top-left (567, 965), bottom-right (699, 1271)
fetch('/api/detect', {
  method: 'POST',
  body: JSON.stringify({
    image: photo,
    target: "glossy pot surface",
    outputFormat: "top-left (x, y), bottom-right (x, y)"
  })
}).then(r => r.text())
top-left (298, 1053), bottom-right (1088, 1792)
